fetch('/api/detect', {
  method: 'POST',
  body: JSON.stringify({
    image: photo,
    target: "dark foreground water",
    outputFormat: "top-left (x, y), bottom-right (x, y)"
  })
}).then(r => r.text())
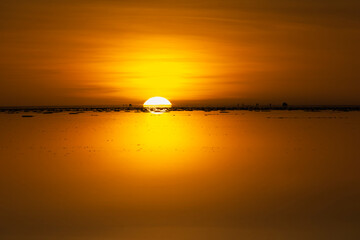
top-left (0, 111), bottom-right (359, 240)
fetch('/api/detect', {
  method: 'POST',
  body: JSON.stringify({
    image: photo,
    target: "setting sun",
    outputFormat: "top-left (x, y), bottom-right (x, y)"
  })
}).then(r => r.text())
top-left (143, 96), bottom-right (172, 114)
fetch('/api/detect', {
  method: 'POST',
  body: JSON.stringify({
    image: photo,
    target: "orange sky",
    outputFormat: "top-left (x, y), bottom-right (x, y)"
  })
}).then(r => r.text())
top-left (0, 0), bottom-right (359, 106)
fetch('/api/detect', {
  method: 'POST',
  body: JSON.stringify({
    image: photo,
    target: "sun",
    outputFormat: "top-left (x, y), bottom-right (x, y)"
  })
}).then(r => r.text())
top-left (143, 97), bottom-right (172, 114)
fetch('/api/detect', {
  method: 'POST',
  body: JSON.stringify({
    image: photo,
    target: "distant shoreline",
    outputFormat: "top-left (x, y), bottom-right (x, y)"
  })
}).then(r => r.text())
top-left (1, 105), bottom-right (359, 112)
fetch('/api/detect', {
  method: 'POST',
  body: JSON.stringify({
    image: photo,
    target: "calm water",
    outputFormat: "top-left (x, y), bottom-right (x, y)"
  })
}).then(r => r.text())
top-left (0, 111), bottom-right (359, 240)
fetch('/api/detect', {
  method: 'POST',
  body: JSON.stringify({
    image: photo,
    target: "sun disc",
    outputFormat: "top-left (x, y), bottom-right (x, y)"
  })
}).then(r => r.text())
top-left (143, 97), bottom-right (172, 114)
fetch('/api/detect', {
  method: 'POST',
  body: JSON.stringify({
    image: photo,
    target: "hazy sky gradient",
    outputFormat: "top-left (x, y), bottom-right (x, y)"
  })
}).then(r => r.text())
top-left (0, 0), bottom-right (359, 106)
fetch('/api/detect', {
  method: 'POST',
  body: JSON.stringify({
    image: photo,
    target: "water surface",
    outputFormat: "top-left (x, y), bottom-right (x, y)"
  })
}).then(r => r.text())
top-left (0, 111), bottom-right (359, 239)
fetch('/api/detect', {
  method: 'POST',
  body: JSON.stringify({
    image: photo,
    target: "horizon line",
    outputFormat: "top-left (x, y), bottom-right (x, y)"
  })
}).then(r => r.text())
top-left (1, 104), bottom-right (360, 110)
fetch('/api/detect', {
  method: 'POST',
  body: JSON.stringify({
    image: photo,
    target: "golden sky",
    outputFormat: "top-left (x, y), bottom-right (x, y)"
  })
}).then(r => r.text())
top-left (0, 0), bottom-right (359, 106)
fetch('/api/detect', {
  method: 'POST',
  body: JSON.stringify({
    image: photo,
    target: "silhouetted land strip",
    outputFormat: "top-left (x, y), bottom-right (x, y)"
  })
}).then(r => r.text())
top-left (1, 105), bottom-right (359, 114)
